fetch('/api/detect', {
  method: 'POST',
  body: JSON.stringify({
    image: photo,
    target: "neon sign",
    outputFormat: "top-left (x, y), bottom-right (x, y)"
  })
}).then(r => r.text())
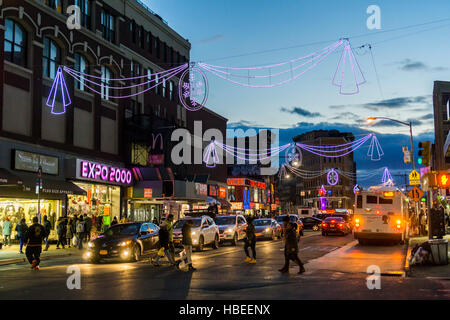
top-left (80, 161), bottom-right (132, 185)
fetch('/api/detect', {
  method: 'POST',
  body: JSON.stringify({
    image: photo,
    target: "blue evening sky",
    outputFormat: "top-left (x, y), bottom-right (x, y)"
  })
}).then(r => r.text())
top-left (147, 0), bottom-right (449, 186)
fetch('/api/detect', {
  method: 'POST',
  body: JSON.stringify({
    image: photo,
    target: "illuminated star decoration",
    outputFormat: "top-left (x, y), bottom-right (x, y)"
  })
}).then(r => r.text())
top-left (46, 66), bottom-right (71, 114)
top-left (381, 167), bottom-right (394, 186)
top-left (332, 39), bottom-right (366, 95)
top-left (327, 168), bottom-right (339, 186)
top-left (203, 140), bottom-right (219, 168)
top-left (366, 134), bottom-right (384, 161)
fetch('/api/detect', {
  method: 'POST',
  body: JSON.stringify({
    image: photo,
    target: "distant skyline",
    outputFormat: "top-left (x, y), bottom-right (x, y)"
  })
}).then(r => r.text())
top-left (147, 0), bottom-right (447, 186)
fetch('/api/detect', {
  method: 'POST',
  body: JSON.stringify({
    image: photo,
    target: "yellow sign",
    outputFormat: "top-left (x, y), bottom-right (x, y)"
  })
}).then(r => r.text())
top-left (408, 186), bottom-right (424, 202)
top-left (408, 170), bottom-right (421, 185)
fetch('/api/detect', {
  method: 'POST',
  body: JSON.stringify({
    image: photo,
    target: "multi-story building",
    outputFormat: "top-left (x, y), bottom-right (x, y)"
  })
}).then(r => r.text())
top-left (433, 81), bottom-right (450, 171)
top-left (292, 130), bottom-right (357, 210)
top-left (0, 0), bottom-right (227, 233)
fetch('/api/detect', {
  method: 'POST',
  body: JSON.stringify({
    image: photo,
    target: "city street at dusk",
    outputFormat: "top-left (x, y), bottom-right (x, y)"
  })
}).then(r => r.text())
top-left (0, 0), bottom-right (449, 311)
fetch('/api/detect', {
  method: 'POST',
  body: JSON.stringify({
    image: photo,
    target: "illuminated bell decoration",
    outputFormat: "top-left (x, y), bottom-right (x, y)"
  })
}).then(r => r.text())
top-left (46, 66), bottom-right (71, 114)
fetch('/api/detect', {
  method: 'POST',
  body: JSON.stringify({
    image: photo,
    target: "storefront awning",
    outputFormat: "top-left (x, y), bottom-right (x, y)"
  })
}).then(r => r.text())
top-left (0, 169), bottom-right (23, 186)
top-left (19, 175), bottom-right (87, 196)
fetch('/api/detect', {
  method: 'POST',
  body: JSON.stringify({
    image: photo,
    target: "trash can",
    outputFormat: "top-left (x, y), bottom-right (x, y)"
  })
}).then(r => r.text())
top-left (428, 239), bottom-right (449, 265)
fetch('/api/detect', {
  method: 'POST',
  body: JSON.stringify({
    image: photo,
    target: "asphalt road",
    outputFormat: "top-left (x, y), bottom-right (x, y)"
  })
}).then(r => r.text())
top-left (0, 231), bottom-right (449, 300)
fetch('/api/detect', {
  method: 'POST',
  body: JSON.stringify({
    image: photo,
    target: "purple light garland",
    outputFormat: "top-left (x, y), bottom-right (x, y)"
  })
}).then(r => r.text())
top-left (203, 141), bottom-right (219, 168)
top-left (198, 40), bottom-right (343, 88)
top-left (332, 40), bottom-right (366, 95)
top-left (381, 167), bottom-right (394, 185)
top-left (46, 66), bottom-right (71, 114)
top-left (367, 135), bottom-right (384, 161)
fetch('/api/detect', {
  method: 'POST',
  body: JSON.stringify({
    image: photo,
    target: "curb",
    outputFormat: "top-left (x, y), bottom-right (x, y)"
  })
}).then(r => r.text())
top-left (403, 238), bottom-right (412, 277)
top-left (0, 252), bottom-right (81, 266)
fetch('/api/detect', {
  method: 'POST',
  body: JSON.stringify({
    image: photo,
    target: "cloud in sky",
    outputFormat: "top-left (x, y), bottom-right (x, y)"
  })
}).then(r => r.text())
top-left (197, 34), bottom-right (224, 44)
top-left (396, 59), bottom-right (447, 72)
top-left (329, 95), bottom-right (431, 112)
top-left (280, 106), bottom-right (321, 118)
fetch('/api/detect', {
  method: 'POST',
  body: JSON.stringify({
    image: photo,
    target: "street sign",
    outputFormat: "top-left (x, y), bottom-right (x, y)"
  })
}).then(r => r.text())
top-left (408, 186), bottom-right (424, 202)
top-left (408, 170), bottom-right (421, 185)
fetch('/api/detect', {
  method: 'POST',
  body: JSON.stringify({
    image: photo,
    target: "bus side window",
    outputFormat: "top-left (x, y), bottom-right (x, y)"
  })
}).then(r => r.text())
top-left (366, 195), bottom-right (378, 204)
top-left (357, 195), bottom-right (363, 208)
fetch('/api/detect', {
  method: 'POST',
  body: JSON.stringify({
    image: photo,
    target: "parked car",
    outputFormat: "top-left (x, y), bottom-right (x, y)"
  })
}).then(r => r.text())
top-left (173, 215), bottom-right (219, 251)
top-left (321, 217), bottom-right (351, 236)
top-left (215, 215), bottom-right (247, 245)
top-left (84, 222), bottom-right (160, 263)
top-left (276, 214), bottom-right (304, 236)
top-left (299, 217), bottom-right (323, 231)
top-left (253, 218), bottom-right (282, 240)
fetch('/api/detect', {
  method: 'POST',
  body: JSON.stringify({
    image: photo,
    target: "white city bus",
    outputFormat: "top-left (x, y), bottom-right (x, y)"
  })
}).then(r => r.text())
top-left (353, 186), bottom-right (409, 245)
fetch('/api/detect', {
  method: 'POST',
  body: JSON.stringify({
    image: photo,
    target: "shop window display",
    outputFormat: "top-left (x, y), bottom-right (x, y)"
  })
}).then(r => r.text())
top-left (0, 199), bottom-right (61, 237)
top-left (67, 183), bottom-right (120, 236)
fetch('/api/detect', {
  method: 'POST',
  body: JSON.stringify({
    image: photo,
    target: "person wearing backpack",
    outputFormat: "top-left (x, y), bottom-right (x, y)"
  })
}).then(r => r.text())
top-left (76, 216), bottom-right (85, 250)
top-left (42, 215), bottom-right (51, 251)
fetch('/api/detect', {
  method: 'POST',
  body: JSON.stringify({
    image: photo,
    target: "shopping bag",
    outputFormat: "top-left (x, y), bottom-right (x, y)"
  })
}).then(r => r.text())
top-left (72, 236), bottom-right (78, 247)
top-left (157, 247), bottom-right (165, 257)
top-left (177, 249), bottom-right (187, 269)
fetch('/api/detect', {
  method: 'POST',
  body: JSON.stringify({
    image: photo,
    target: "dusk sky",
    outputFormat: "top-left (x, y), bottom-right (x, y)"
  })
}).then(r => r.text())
top-left (148, 0), bottom-right (450, 186)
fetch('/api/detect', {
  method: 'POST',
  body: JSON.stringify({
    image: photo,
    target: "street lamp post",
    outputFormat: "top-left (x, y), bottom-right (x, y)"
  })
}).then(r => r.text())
top-left (367, 117), bottom-right (415, 171)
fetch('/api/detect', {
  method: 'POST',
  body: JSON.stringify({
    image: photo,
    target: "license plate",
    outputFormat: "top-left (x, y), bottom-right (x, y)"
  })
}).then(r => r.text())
top-left (99, 250), bottom-right (108, 255)
top-left (330, 225), bottom-right (335, 228)
top-left (256, 233), bottom-right (262, 236)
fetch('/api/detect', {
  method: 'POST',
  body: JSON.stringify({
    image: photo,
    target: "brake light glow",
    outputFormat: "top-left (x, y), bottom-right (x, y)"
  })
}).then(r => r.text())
top-left (331, 220), bottom-right (335, 223)
top-left (355, 218), bottom-right (360, 228)
top-left (338, 223), bottom-right (343, 228)
top-left (322, 223), bottom-right (327, 228)
top-left (376, 210), bottom-right (381, 215)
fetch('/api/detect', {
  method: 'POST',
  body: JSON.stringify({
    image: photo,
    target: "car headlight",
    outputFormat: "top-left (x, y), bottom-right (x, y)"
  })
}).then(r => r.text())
top-left (119, 240), bottom-right (131, 247)
top-left (225, 228), bottom-right (233, 233)
top-left (264, 227), bottom-right (271, 232)
top-left (88, 242), bottom-right (94, 248)
top-left (191, 231), bottom-right (196, 236)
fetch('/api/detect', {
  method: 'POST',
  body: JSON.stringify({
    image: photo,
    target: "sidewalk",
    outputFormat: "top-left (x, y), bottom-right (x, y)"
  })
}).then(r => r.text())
top-left (0, 244), bottom-right (83, 266)
top-left (406, 235), bottom-right (450, 279)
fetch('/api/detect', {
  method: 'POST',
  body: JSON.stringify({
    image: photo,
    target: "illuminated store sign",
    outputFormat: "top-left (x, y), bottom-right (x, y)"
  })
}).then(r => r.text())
top-left (77, 160), bottom-right (132, 185)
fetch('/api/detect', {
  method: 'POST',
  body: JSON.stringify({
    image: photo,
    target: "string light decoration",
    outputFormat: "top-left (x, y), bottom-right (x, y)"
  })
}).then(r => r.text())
top-left (203, 140), bottom-right (220, 168)
top-left (381, 167), bottom-right (394, 186)
top-left (46, 64), bottom-right (189, 114)
top-left (46, 66), bottom-right (71, 114)
top-left (178, 65), bottom-right (209, 112)
top-left (332, 39), bottom-right (366, 95)
top-left (198, 39), bottom-right (365, 95)
top-left (285, 144), bottom-right (303, 167)
top-left (327, 168), bottom-right (339, 186)
top-left (366, 134), bottom-right (384, 161)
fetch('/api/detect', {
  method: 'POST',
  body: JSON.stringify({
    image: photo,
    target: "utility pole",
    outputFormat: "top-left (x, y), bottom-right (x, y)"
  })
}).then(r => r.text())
top-left (36, 166), bottom-right (42, 223)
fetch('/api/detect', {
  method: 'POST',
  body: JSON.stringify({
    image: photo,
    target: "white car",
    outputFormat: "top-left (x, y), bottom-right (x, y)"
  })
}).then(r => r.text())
top-left (173, 215), bottom-right (220, 251)
top-left (215, 215), bottom-right (247, 245)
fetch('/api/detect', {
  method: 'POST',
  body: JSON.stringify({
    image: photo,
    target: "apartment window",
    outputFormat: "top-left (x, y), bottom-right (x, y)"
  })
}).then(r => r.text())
top-left (101, 10), bottom-right (115, 43)
top-left (138, 26), bottom-right (144, 48)
top-left (130, 61), bottom-right (141, 78)
top-left (169, 81), bottom-right (174, 100)
top-left (43, 37), bottom-right (61, 79)
top-left (163, 43), bottom-right (167, 62)
top-left (101, 65), bottom-right (112, 100)
top-left (155, 38), bottom-right (160, 58)
top-left (147, 32), bottom-right (153, 54)
top-left (170, 47), bottom-right (174, 66)
top-left (146, 68), bottom-right (153, 89)
top-left (4, 19), bottom-right (27, 67)
top-left (44, 0), bottom-right (62, 12)
top-left (74, 0), bottom-right (91, 29)
top-left (155, 73), bottom-right (159, 94)
top-left (74, 53), bottom-right (88, 90)
top-left (162, 78), bottom-right (166, 98)
top-left (130, 21), bottom-right (136, 43)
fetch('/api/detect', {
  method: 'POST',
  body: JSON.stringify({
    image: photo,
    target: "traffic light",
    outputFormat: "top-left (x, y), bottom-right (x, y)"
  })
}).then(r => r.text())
top-left (437, 171), bottom-right (450, 188)
top-left (418, 141), bottom-right (431, 166)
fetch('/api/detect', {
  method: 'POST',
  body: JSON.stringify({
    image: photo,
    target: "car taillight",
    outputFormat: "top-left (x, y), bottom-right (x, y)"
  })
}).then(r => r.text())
top-left (322, 223), bottom-right (327, 228)
top-left (338, 223), bottom-right (343, 228)
top-left (331, 220), bottom-right (335, 223)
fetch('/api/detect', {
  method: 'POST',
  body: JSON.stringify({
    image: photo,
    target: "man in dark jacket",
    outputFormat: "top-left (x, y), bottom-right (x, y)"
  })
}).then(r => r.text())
top-left (244, 217), bottom-right (256, 263)
top-left (15, 218), bottom-right (28, 254)
top-left (25, 217), bottom-right (46, 270)
top-left (42, 215), bottom-right (51, 251)
top-left (279, 220), bottom-right (305, 274)
top-left (56, 217), bottom-right (66, 249)
top-left (181, 219), bottom-right (196, 271)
